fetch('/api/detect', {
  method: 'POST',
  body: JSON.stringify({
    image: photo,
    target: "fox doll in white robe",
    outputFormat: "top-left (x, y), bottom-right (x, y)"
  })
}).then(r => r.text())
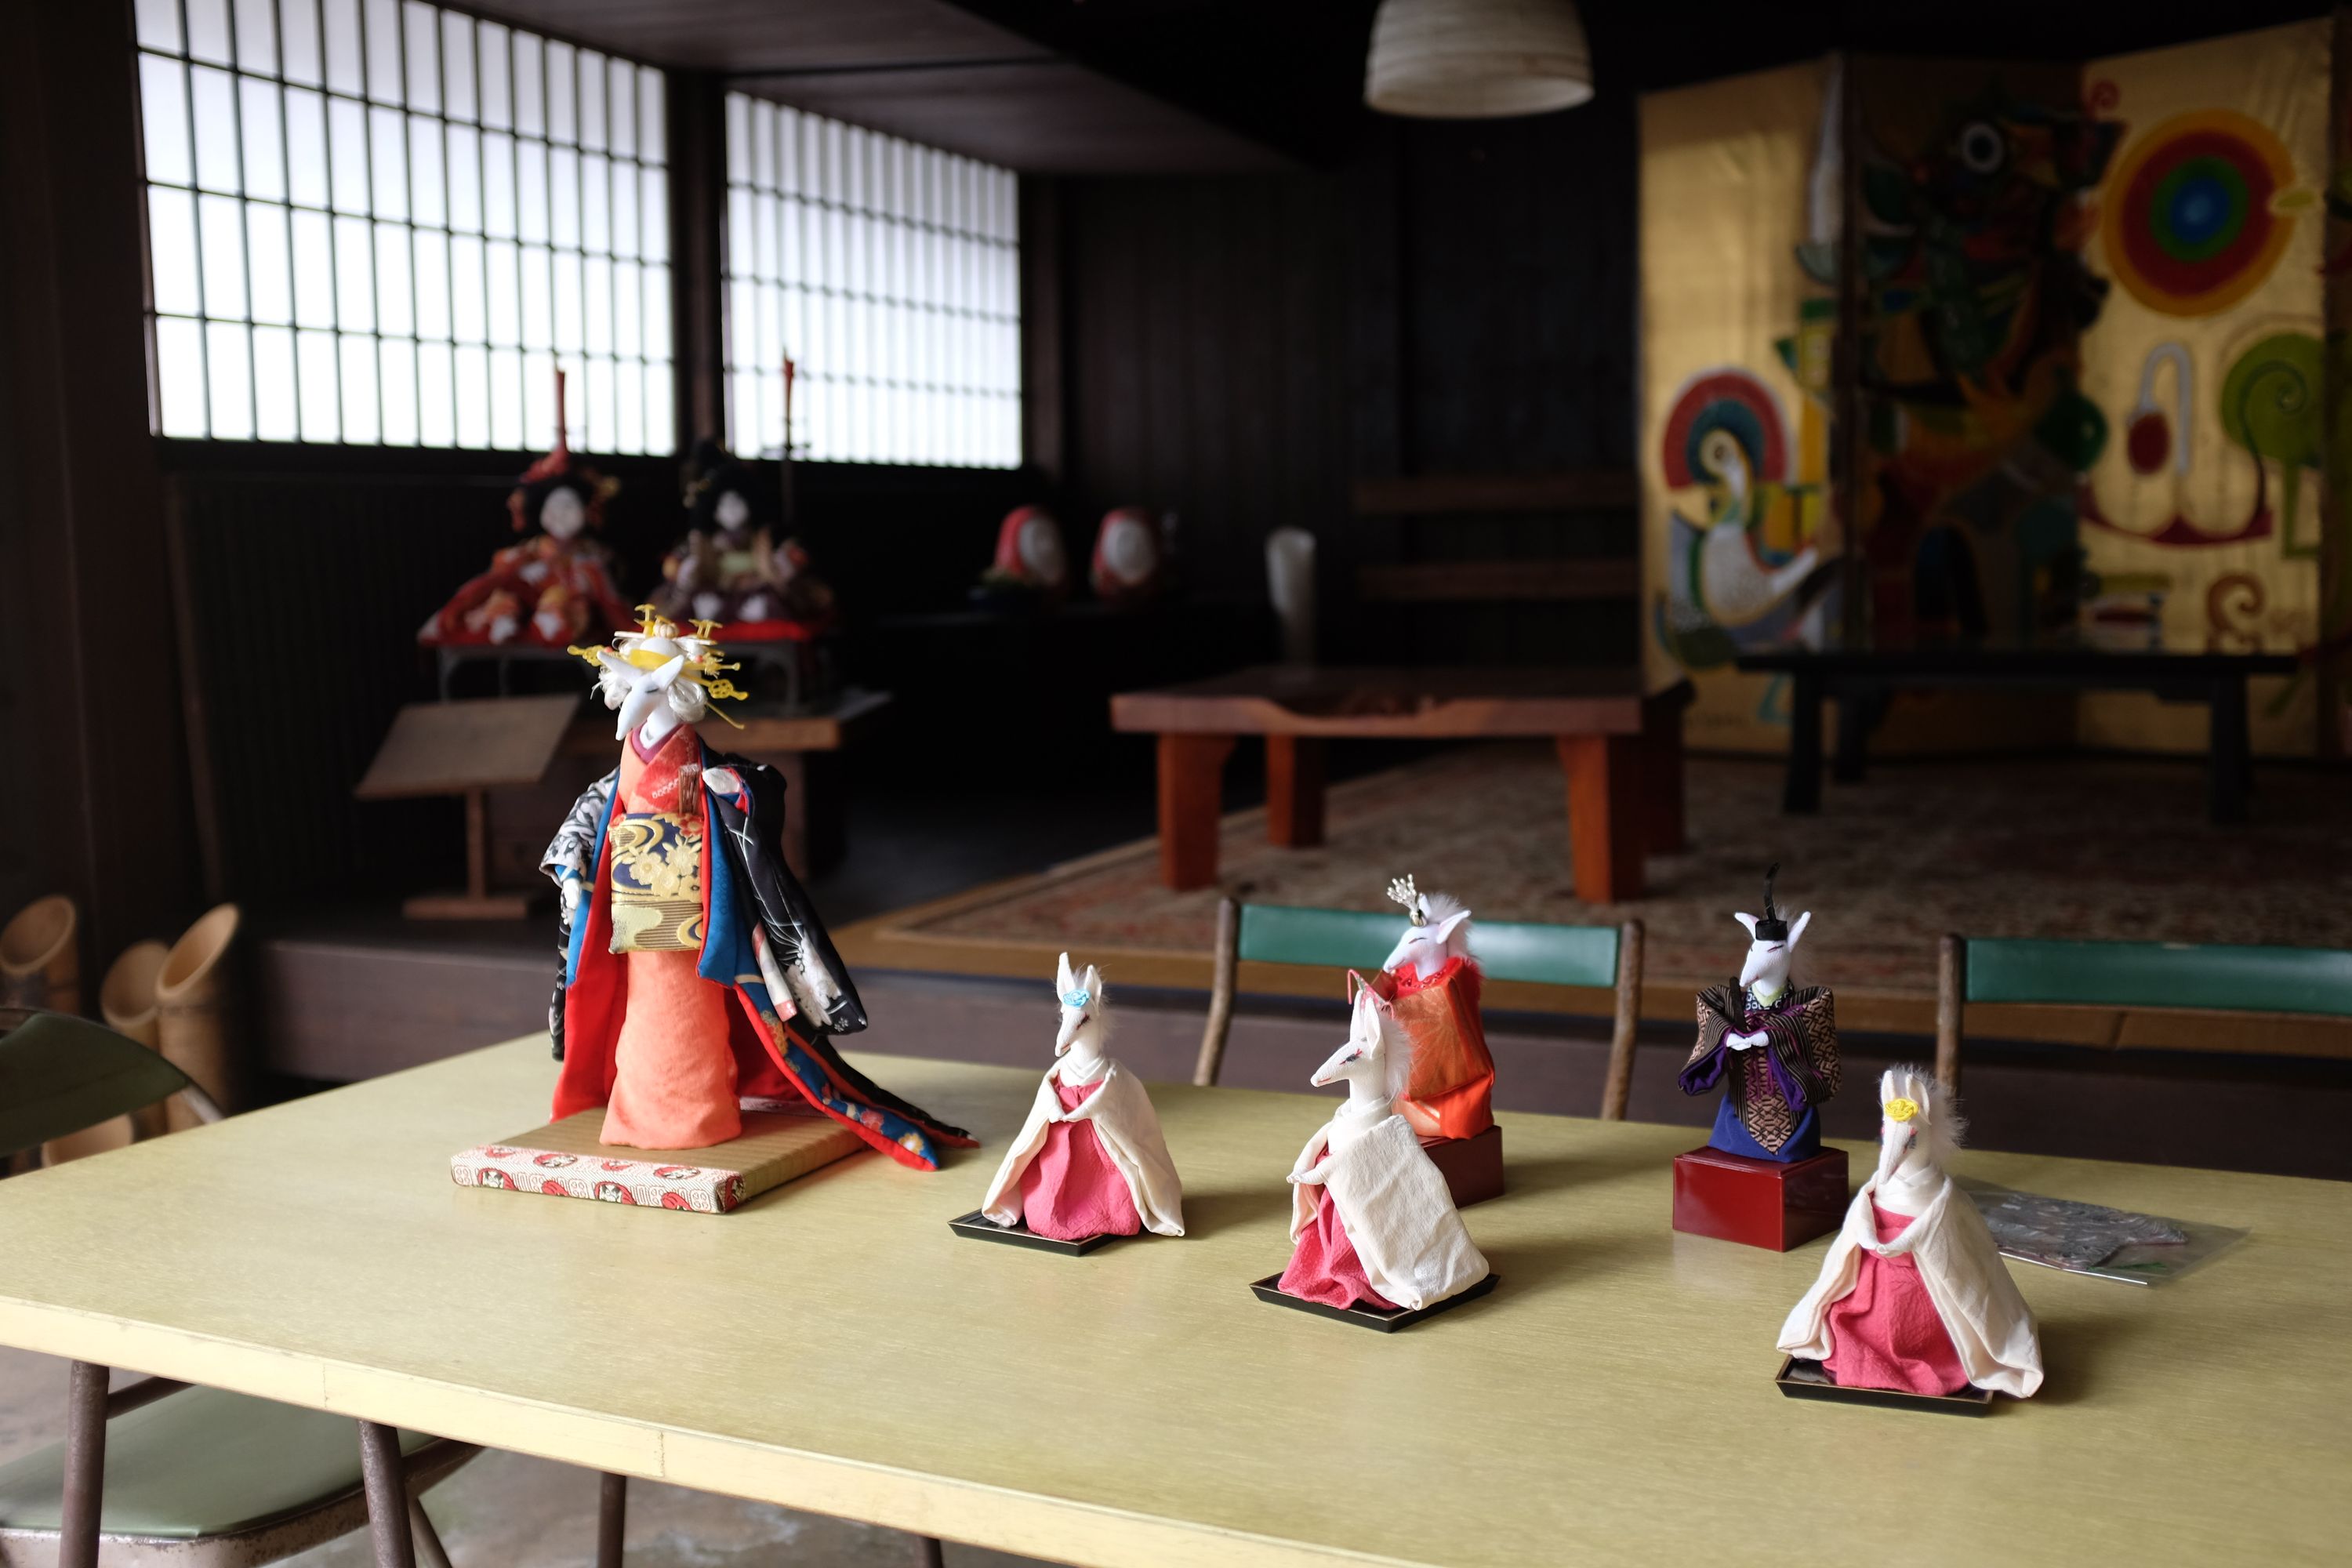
top-left (981, 955), bottom-right (1184, 1240)
top-left (1779, 1067), bottom-right (2043, 1398)
top-left (1279, 974), bottom-right (1489, 1312)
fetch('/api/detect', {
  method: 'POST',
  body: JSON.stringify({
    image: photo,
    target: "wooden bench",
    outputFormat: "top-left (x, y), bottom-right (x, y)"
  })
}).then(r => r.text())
top-left (1935, 934), bottom-right (2352, 1088)
top-left (1735, 648), bottom-right (2301, 824)
top-left (1109, 667), bottom-right (1692, 903)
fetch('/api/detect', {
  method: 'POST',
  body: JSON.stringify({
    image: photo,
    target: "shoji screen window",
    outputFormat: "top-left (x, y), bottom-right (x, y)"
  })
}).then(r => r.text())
top-left (132, 0), bottom-right (673, 453)
top-left (724, 95), bottom-right (1021, 467)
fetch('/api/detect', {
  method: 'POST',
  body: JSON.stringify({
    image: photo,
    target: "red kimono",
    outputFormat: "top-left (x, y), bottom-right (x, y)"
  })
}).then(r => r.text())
top-left (1373, 956), bottom-right (1496, 1141)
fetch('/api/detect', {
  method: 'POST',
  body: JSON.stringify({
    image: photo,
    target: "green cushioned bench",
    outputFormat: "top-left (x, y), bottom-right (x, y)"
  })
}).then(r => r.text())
top-left (1197, 899), bottom-right (1646, 1118)
top-left (1936, 935), bottom-right (2352, 1087)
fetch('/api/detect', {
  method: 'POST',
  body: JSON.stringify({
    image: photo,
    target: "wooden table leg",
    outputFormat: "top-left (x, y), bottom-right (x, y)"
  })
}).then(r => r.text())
top-left (1265, 736), bottom-right (1326, 848)
top-left (597, 1472), bottom-right (628, 1568)
top-left (358, 1420), bottom-right (417, 1568)
top-left (1559, 735), bottom-right (1646, 904)
top-left (1831, 684), bottom-right (1872, 784)
top-left (59, 1360), bottom-right (107, 1568)
top-left (2209, 677), bottom-right (2252, 824)
top-left (1783, 671), bottom-right (1824, 813)
top-left (1156, 734), bottom-right (1235, 891)
top-left (1638, 697), bottom-right (1686, 854)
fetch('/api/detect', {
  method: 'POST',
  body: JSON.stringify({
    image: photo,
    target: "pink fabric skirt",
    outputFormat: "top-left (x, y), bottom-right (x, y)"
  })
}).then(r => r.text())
top-left (1278, 1183), bottom-right (1397, 1310)
top-left (1824, 1203), bottom-right (1971, 1396)
top-left (1019, 1079), bottom-right (1142, 1240)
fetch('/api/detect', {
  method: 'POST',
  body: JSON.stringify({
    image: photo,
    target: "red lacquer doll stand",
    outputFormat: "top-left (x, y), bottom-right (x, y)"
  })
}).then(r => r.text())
top-left (1671, 1144), bottom-right (1848, 1250)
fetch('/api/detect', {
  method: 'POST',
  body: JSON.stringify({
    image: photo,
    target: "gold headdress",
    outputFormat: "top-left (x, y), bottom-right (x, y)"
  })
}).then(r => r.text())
top-left (568, 605), bottom-right (750, 727)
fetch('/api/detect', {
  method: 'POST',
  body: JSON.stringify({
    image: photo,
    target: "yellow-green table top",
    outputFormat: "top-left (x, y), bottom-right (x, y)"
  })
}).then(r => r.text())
top-left (0, 1039), bottom-right (2343, 1567)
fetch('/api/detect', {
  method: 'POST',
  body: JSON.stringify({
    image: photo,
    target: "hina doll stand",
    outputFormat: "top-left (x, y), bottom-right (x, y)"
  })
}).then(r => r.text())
top-left (1672, 1145), bottom-right (1848, 1251)
top-left (1425, 1125), bottom-right (1503, 1207)
top-left (452, 1101), bottom-right (866, 1214)
top-left (1249, 1272), bottom-right (1500, 1334)
top-left (356, 695), bottom-right (579, 919)
top-left (1773, 1356), bottom-right (1995, 1416)
top-left (946, 1210), bottom-right (1135, 1257)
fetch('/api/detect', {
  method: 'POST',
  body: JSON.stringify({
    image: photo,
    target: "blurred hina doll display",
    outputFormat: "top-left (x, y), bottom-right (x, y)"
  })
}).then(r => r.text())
top-left (1370, 876), bottom-right (1496, 1146)
top-left (1780, 1069), bottom-right (2044, 1398)
top-left (1679, 864), bottom-right (1840, 1162)
top-left (419, 380), bottom-right (632, 648)
top-left (1278, 975), bottom-right (1488, 1312)
top-left (541, 607), bottom-right (972, 1165)
top-left (1087, 506), bottom-right (1166, 606)
top-left (979, 954), bottom-right (1185, 1242)
top-left (974, 505), bottom-right (1071, 606)
top-left (652, 439), bottom-right (837, 641)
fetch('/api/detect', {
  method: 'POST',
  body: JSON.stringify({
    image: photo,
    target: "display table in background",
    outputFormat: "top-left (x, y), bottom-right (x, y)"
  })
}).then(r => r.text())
top-left (1112, 667), bottom-right (1690, 902)
top-left (481, 691), bottom-right (892, 887)
top-left (0, 1040), bottom-right (2340, 1567)
top-left (1735, 648), bottom-right (2302, 823)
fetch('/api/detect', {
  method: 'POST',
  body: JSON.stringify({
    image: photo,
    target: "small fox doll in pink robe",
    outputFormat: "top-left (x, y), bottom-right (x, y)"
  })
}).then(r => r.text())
top-left (979, 955), bottom-right (1184, 1241)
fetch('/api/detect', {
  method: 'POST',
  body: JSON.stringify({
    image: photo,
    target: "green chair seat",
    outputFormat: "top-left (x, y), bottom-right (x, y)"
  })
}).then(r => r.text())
top-left (1237, 904), bottom-right (1620, 989)
top-left (0, 1386), bottom-right (433, 1539)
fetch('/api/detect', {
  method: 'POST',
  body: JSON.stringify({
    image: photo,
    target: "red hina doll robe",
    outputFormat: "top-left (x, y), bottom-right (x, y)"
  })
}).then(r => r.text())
top-left (1371, 956), bottom-right (1495, 1142)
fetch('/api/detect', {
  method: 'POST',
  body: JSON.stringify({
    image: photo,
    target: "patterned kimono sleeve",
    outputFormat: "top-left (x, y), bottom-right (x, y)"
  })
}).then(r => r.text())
top-left (1800, 988), bottom-right (1840, 1098)
top-left (543, 770), bottom-right (615, 1063)
top-left (543, 770), bottom-right (618, 919)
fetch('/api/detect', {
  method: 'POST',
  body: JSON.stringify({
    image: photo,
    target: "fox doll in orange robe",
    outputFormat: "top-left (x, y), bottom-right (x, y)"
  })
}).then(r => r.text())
top-left (1368, 875), bottom-right (1496, 1145)
top-left (541, 608), bottom-right (971, 1167)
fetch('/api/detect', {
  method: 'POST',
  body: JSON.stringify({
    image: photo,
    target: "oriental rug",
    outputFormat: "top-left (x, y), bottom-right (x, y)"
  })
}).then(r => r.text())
top-left (837, 746), bottom-right (2352, 1032)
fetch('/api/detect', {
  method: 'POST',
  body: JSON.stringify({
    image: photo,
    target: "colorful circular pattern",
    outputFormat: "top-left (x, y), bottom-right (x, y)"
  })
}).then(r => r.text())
top-left (2100, 109), bottom-right (2299, 317)
top-left (1659, 368), bottom-right (1787, 488)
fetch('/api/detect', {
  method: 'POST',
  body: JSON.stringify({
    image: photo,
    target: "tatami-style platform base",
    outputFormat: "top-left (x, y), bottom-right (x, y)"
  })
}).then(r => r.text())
top-left (1773, 1356), bottom-right (1995, 1416)
top-left (946, 1210), bottom-right (1131, 1256)
top-left (1247, 1272), bottom-right (1499, 1332)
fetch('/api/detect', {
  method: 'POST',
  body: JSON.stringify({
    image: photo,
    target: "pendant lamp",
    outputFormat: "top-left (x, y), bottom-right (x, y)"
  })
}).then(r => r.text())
top-left (1364, 0), bottom-right (1593, 118)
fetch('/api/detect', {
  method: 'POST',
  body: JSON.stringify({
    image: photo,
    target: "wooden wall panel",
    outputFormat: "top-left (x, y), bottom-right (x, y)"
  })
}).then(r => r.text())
top-left (1060, 173), bottom-right (1353, 608)
top-left (1054, 96), bottom-right (1642, 670)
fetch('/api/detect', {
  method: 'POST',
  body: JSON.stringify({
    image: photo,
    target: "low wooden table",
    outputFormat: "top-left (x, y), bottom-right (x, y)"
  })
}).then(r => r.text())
top-left (1111, 667), bottom-right (1691, 902)
top-left (1736, 648), bottom-right (2302, 823)
top-left (0, 1040), bottom-right (2341, 1567)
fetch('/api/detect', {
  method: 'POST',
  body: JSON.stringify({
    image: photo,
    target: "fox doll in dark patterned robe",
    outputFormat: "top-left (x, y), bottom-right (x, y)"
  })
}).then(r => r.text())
top-left (1678, 864), bottom-right (1839, 1162)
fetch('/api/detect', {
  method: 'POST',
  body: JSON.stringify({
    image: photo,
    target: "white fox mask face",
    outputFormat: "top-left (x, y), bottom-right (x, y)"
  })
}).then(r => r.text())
top-left (1382, 906), bottom-right (1472, 979)
top-left (1312, 975), bottom-right (1403, 1097)
top-left (1054, 952), bottom-right (1107, 1060)
top-left (1734, 909), bottom-right (1811, 993)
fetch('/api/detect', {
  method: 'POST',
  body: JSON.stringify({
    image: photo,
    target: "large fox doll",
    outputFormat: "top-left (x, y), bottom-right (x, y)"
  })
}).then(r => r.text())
top-left (543, 608), bottom-right (971, 1167)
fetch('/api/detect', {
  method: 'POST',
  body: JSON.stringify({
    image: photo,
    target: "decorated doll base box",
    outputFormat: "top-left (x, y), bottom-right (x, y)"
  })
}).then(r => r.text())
top-left (452, 1097), bottom-right (864, 1214)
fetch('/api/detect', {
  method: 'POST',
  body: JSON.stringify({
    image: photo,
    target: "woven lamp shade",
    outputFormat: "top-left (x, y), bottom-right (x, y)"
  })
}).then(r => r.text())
top-left (1364, 0), bottom-right (1592, 118)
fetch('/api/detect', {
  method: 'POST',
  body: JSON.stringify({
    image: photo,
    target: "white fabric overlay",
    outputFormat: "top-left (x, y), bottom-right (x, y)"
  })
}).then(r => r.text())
top-left (980, 1059), bottom-right (1186, 1236)
top-left (1288, 1109), bottom-right (1489, 1311)
top-left (1777, 1171), bottom-right (2045, 1397)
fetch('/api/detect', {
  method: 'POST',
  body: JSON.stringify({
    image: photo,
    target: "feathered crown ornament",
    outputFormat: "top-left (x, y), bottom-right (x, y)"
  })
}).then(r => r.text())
top-left (568, 604), bottom-right (752, 727)
top-left (1753, 862), bottom-right (1788, 942)
top-left (1387, 873), bottom-right (1428, 927)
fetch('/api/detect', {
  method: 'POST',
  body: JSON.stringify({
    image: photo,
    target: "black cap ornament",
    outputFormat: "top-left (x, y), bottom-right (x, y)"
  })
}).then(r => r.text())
top-left (1754, 862), bottom-right (1788, 942)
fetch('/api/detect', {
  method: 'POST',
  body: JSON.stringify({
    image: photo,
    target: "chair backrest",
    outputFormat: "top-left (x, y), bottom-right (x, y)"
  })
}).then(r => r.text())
top-left (1962, 938), bottom-right (2352, 1017)
top-left (1936, 935), bottom-right (2352, 1091)
top-left (0, 1009), bottom-right (199, 1156)
top-left (1200, 901), bottom-right (1644, 1119)
top-left (1236, 904), bottom-right (1622, 989)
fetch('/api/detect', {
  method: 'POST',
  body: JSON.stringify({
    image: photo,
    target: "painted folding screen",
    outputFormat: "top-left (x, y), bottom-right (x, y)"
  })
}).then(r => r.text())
top-left (1639, 60), bottom-right (1835, 752)
top-left (1641, 27), bottom-right (2343, 757)
top-left (2074, 19), bottom-right (2336, 755)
